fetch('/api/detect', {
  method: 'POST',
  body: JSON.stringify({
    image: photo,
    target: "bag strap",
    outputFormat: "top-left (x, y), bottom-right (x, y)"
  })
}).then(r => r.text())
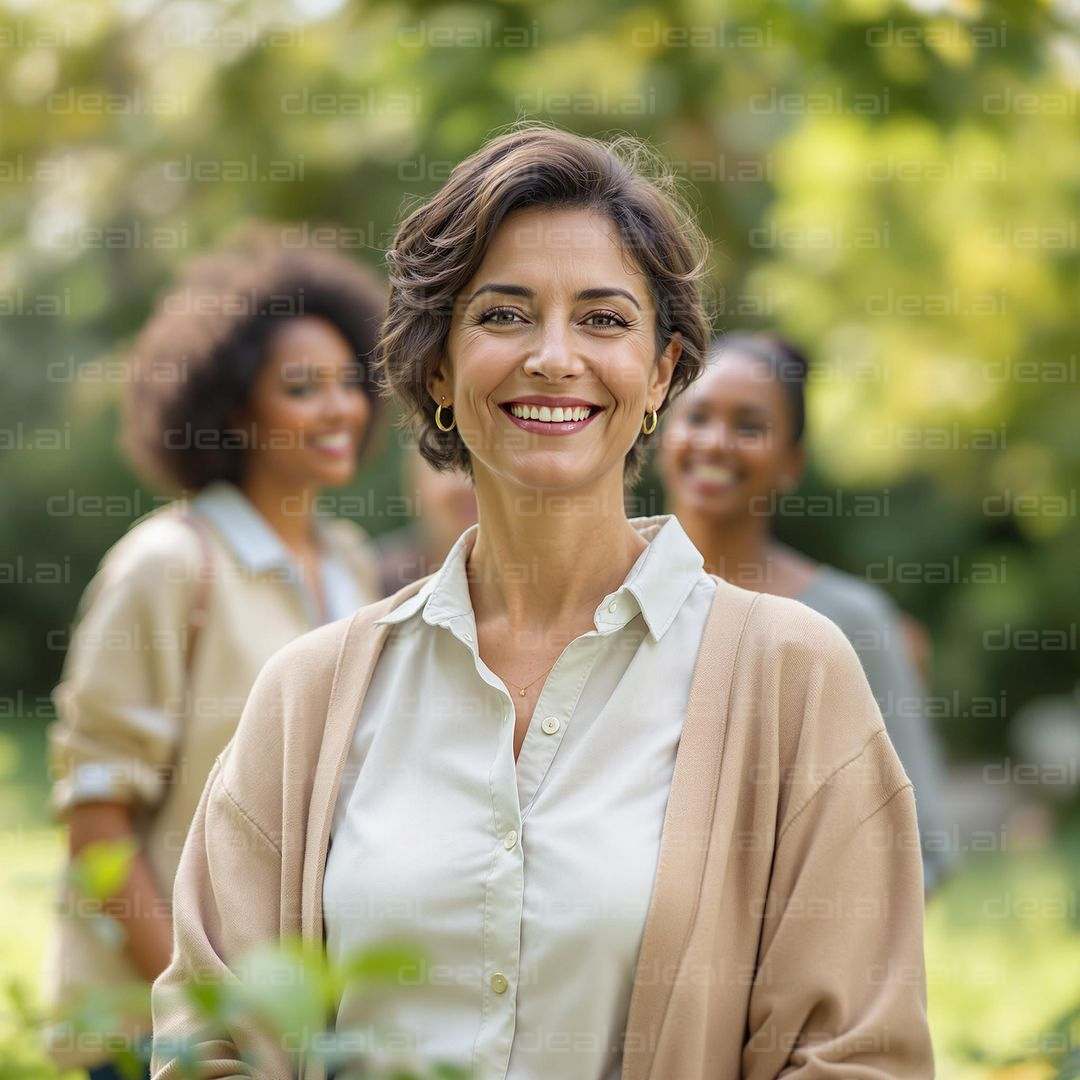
top-left (177, 510), bottom-right (214, 677)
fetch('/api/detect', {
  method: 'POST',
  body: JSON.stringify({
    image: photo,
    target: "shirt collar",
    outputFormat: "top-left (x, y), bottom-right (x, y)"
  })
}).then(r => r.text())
top-left (188, 479), bottom-right (335, 573)
top-left (186, 480), bottom-right (364, 624)
top-left (373, 513), bottom-right (706, 643)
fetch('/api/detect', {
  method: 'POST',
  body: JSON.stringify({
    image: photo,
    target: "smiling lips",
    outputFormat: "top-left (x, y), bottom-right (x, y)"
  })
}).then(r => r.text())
top-left (310, 431), bottom-right (354, 456)
top-left (686, 462), bottom-right (740, 491)
top-left (499, 399), bottom-right (603, 434)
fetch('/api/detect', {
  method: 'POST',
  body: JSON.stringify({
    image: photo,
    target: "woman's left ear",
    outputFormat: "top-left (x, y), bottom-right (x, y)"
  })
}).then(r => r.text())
top-left (782, 442), bottom-right (808, 493)
top-left (427, 354), bottom-right (452, 405)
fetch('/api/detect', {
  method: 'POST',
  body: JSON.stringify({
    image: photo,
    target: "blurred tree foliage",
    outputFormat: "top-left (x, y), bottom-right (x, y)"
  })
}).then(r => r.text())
top-left (1, 0), bottom-right (1078, 761)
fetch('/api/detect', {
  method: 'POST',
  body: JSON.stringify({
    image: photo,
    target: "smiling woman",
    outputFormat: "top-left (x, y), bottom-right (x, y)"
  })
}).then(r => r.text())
top-left (657, 332), bottom-right (957, 896)
top-left (151, 126), bottom-right (933, 1080)
top-left (376, 125), bottom-right (711, 488)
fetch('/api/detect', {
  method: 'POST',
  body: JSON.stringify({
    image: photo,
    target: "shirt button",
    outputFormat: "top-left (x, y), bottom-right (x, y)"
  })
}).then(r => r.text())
top-left (541, 716), bottom-right (560, 735)
top-left (491, 972), bottom-right (509, 994)
top-left (607, 600), bottom-right (618, 613)
top-left (462, 630), bottom-right (472, 642)
top-left (503, 829), bottom-right (518, 850)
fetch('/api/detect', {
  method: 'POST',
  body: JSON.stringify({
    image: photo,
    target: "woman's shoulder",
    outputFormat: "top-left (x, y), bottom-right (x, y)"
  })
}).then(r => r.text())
top-left (216, 581), bottom-right (431, 803)
top-left (92, 502), bottom-right (206, 587)
top-left (705, 576), bottom-right (900, 807)
top-left (317, 515), bottom-right (383, 599)
top-left (708, 574), bottom-right (857, 659)
top-left (317, 514), bottom-right (372, 548)
top-left (797, 563), bottom-right (902, 635)
top-left (253, 573), bottom-right (433, 693)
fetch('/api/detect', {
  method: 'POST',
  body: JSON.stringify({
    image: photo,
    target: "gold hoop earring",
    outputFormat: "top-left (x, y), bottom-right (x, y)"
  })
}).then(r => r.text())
top-left (434, 397), bottom-right (456, 432)
top-left (641, 408), bottom-right (658, 436)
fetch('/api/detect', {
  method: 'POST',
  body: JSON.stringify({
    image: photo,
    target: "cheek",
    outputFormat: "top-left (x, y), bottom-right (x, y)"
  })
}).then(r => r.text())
top-left (256, 393), bottom-right (315, 433)
top-left (608, 354), bottom-right (653, 398)
top-left (658, 423), bottom-right (690, 465)
top-left (348, 392), bottom-right (373, 425)
top-left (740, 442), bottom-right (781, 476)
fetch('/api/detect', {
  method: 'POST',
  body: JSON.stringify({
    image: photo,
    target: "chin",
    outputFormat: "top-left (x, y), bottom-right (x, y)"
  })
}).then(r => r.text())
top-left (504, 456), bottom-right (608, 494)
top-left (309, 465), bottom-right (356, 489)
top-left (680, 486), bottom-right (745, 518)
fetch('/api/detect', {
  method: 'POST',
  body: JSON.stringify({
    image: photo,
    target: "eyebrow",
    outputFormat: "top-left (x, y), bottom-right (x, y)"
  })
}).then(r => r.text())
top-left (463, 283), bottom-right (642, 311)
top-left (688, 400), bottom-right (771, 419)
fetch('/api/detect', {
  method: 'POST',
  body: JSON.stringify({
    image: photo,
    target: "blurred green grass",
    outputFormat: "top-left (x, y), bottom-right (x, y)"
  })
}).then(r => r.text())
top-left (3, 721), bottom-right (1078, 1079)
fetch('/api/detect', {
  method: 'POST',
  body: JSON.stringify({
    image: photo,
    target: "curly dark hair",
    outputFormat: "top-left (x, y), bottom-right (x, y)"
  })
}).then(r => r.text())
top-left (374, 122), bottom-right (713, 488)
top-left (121, 221), bottom-right (387, 493)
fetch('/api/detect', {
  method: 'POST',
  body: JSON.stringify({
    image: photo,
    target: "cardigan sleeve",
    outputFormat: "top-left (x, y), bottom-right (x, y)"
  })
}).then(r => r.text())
top-left (47, 516), bottom-right (201, 817)
top-left (742, 620), bottom-right (935, 1078)
top-left (150, 757), bottom-right (287, 1080)
top-left (150, 611), bottom-right (350, 1080)
top-left (149, 678), bottom-right (293, 1079)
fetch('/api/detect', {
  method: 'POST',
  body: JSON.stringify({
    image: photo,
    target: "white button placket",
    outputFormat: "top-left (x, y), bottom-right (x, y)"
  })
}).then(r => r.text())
top-left (452, 614), bottom-right (603, 1075)
top-left (476, 714), bottom-right (524, 1079)
top-left (514, 636), bottom-right (602, 819)
top-left (454, 616), bottom-right (524, 1077)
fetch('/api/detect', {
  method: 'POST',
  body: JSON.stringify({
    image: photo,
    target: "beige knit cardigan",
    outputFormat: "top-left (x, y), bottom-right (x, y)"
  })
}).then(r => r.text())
top-left (151, 572), bottom-right (933, 1079)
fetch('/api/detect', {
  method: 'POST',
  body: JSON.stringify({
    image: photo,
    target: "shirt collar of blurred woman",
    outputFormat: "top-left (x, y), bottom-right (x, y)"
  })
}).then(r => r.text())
top-left (187, 478), bottom-right (369, 624)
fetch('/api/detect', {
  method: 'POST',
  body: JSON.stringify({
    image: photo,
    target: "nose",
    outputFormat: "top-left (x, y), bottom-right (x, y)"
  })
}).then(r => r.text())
top-left (687, 418), bottom-right (740, 454)
top-left (522, 321), bottom-right (586, 381)
top-left (321, 379), bottom-right (353, 422)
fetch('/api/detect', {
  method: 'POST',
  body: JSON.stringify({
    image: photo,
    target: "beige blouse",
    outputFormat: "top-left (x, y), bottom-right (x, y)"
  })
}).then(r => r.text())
top-left (44, 479), bottom-right (381, 1071)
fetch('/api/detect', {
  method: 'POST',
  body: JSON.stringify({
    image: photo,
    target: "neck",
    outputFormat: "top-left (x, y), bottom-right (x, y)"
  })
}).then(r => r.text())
top-left (467, 470), bottom-right (647, 630)
top-left (239, 471), bottom-right (320, 556)
top-left (671, 501), bottom-right (779, 589)
top-left (424, 521), bottom-right (467, 574)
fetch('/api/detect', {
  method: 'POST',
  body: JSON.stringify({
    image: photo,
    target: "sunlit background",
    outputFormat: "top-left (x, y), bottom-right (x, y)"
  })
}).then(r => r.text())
top-left (3, 0), bottom-right (1080, 1076)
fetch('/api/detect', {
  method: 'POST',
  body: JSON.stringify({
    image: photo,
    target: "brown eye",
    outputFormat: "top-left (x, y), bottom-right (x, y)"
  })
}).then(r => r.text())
top-left (583, 310), bottom-right (629, 329)
top-left (737, 419), bottom-right (767, 434)
top-left (478, 306), bottom-right (525, 325)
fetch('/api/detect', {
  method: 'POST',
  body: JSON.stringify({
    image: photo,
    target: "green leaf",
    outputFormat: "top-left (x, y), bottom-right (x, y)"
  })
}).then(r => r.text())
top-left (67, 837), bottom-right (139, 901)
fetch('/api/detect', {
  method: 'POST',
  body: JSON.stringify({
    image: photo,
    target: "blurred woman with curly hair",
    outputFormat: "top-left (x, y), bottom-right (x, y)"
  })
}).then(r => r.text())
top-left (44, 223), bottom-right (387, 1080)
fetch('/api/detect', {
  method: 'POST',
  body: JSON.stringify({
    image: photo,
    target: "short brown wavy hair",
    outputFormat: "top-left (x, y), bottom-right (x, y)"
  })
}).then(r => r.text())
top-left (375, 123), bottom-right (713, 488)
top-left (122, 221), bottom-right (387, 493)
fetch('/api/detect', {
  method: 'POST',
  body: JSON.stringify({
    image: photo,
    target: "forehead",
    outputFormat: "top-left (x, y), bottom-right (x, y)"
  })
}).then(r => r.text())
top-left (260, 318), bottom-right (357, 385)
top-left (469, 205), bottom-right (652, 300)
top-left (266, 316), bottom-right (352, 358)
top-left (677, 352), bottom-right (786, 410)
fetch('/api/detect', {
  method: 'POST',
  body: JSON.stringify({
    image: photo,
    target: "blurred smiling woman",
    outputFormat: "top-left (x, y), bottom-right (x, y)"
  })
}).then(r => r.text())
top-left (152, 128), bottom-right (934, 1080)
top-left (44, 224), bottom-right (386, 1080)
top-left (657, 331), bottom-right (956, 896)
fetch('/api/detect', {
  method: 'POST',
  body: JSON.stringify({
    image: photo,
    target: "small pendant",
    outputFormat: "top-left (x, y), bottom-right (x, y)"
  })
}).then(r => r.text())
top-left (519, 688), bottom-right (526, 697)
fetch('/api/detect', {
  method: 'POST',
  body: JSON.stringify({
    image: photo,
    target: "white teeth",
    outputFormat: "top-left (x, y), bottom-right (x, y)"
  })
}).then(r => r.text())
top-left (508, 404), bottom-right (593, 422)
top-left (313, 432), bottom-right (351, 449)
top-left (690, 463), bottom-right (737, 485)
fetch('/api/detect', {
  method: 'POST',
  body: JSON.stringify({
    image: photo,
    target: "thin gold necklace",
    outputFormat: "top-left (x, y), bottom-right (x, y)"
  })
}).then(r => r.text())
top-left (499, 657), bottom-right (559, 698)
